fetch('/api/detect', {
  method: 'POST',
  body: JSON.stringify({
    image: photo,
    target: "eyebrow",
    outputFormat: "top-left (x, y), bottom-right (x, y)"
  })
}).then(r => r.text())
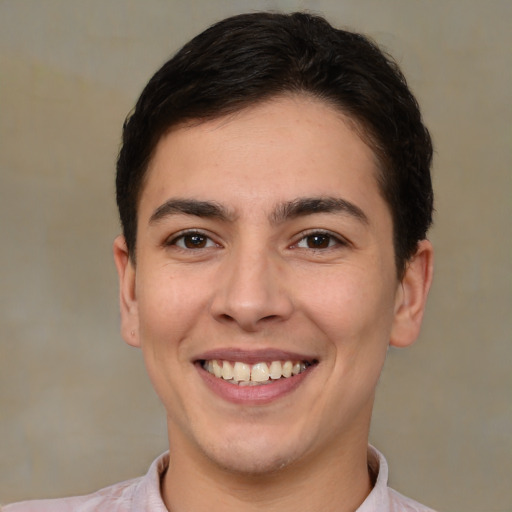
top-left (149, 196), bottom-right (368, 225)
top-left (270, 196), bottom-right (369, 225)
top-left (149, 199), bottom-right (235, 224)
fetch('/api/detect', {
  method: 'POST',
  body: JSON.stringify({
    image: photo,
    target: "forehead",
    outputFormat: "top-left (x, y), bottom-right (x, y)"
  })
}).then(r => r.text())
top-left (140, 95), bottom-right (386, 221)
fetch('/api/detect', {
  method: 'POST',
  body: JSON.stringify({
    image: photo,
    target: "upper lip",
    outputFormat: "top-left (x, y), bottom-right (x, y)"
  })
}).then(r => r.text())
top-left (194, 348), bottom-right (317, 365)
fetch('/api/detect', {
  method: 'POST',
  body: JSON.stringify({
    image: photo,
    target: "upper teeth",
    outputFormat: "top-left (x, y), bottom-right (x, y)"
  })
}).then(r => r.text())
top-left (203, 360), bottom-right (308, 384)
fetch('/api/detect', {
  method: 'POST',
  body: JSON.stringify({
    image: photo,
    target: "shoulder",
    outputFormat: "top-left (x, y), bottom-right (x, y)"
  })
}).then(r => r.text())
top-left (2, 452), bottom-right (169, 512)
top-left (1, 477), bottom-right (141, 512)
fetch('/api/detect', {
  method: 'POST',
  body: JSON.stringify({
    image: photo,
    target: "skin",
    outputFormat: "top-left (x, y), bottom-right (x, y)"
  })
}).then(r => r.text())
top-left (114, 94), bottom-right (433, 512)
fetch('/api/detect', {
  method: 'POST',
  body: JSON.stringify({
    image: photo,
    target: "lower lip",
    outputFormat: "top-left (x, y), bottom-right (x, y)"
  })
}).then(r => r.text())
top-left (196, 364), bottom-right (314, 405)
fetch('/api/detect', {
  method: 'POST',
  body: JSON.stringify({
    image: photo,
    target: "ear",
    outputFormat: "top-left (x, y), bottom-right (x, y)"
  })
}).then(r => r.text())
top-left (390, 239), bottom-right (434, 348)
top-left (113, 235), bottom-right (140, 347)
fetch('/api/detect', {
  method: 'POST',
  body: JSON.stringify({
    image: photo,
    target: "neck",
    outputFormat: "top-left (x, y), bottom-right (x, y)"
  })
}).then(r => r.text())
top-left (161, 428), bottom-right (372, 512)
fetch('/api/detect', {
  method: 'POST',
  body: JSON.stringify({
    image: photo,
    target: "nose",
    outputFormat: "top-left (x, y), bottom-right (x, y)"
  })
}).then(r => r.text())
top-left (210, 245), bottom-right (294, 332)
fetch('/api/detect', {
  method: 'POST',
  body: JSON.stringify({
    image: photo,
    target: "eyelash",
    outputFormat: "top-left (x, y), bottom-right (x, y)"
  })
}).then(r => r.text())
top-left (166, 230), bottom-right (219, 250)
top-left (292, 230), bottom-right (348, 250)
top-left (165, 229), bottom-right (347, 251)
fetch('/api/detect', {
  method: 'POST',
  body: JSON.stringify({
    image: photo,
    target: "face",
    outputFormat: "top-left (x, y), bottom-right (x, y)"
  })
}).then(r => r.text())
top-left (114, 95), bottom-right (432, 475)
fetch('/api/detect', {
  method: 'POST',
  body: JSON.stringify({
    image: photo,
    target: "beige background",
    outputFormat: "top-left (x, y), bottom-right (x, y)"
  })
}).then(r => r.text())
top-left (1, 1), bottom-right (510, 510)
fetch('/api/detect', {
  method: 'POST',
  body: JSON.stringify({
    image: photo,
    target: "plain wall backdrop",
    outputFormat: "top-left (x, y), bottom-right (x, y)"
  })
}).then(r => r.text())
top-left (1, 1), bottom-right (510, 510)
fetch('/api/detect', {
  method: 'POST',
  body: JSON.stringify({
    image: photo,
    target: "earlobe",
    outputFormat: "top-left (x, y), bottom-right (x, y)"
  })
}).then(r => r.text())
top-left (390, 240), bottom-right (434, 348)
top-left (113, 235), bottom-right (140, 347)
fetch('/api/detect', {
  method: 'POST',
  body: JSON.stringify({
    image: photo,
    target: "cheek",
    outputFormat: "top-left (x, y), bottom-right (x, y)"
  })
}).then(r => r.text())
top-left (297, 264), bottom-right (397, 350)
top-left (135, 270), bottom-right (210, 410)
top-left (137, 269), bottom-right (210, 348)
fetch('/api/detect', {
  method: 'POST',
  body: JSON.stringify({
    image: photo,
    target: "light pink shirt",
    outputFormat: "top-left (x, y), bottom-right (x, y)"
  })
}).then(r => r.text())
top-left (2, 447), bottom-right (436, 511)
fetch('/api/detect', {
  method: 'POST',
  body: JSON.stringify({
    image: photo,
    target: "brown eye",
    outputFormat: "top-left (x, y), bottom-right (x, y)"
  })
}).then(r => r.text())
top-left (183, 234), bottom-right (207, 248)
top-left (295, 231), bottom-right (344, 250)
top-left (170, 232), bottom-right (216, 249)
top-left (305, 234), bottom-right (331, 249)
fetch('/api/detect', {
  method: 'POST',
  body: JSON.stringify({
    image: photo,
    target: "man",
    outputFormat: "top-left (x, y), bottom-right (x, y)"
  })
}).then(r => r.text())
top-left (4, 11), bottom-right (435, 512)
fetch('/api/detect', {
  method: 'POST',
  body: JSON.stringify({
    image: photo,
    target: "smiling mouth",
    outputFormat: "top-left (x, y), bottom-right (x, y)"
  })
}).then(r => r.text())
top-left (200, 359), bottom-right (317, 386)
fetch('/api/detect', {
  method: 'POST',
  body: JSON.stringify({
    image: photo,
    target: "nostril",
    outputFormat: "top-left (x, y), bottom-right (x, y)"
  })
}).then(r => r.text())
top-left (261, 314), bottom-right (279, 322)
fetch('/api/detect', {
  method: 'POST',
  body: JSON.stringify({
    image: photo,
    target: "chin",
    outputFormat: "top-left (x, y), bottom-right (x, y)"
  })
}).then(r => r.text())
top-left (199, 431), bottom-right (302, 476)
top-left (208, 448), bottom-right (296, 476)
